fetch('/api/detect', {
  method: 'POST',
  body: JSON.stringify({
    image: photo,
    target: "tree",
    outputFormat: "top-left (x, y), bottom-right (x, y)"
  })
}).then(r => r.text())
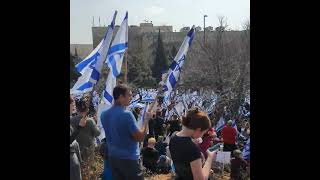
top-left (169, 45), bottom-right (178, 61)
top-left (152, 29), bottom-right (169, 83)
top-left (70, 53), bottom-right (80, 88)
top-left (128, 53), bottom-right (156, 87)
top-left (196, 16), bottom-right (250, 120)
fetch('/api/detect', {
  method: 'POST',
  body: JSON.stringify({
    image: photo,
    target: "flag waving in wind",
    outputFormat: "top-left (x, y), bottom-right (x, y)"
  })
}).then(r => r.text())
top-left (215, 116), bottom-right (225, 132)
top-left (71, 11), bottom-right (117, 94)
top-left (96, 11), bottom-right (128, 141)
top-left (90, 11), bottom-right (118, 84)
top-left (163, 26), bottom-right (195, 105)
top-left (242, 138), bottom-right (250, 160)
top-left (106, 12), bottom-right (128, 77)
top-left (102, 11), bottom-right (128, 105)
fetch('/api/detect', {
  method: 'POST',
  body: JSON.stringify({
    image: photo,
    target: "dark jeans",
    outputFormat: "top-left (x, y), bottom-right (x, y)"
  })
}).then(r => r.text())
top-left (109, 156), bottom-right (144, 180)
top-left (223, 143), bottom-right (237, 156)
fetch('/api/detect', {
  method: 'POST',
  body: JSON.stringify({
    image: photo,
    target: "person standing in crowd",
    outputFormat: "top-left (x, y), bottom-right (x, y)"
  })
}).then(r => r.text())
top-left (70, 96), bottom-right (86, 180)
top-left (70, 98), bottom-right (101, 171)
top-left (132, 104), bottom-right (143, 122)
top-left (230, 149), bottom-right (248, 180)
top-left (199, 127), bottom-right (215, 159)
top-left (101, 84), bottom-right (152, 180)
top-left (169, 108), bottom-right (217, 180)
top-left (154, 110), bottom-right (165, 141)
top-left (221, 120), bottom-right (237, 155)
top-left (141, 137), bottom-right (160, 173)
top-left (223, 106), bottom-right (232, 123)
top-left (148, 114), bottom-right (156, 137)
top-left (167, 114), bottom-right (182, 136)
top-left (155, 135), bottom-right (167, 156)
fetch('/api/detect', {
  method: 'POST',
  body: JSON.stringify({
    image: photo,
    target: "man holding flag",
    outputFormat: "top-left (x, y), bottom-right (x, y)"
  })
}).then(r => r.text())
top-left (101, 84), bottom-right (152, 180)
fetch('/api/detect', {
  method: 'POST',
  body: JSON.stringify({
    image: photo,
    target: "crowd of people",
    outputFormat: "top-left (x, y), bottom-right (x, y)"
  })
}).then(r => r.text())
top-left (70, 85), bottom-right (250, 180)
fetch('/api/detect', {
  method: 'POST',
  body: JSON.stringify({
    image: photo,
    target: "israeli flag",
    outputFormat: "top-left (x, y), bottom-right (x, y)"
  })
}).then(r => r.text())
top-left (141, 90), bottom-right (157, 102)
top-left (137, 103), bottom-right (149, 131)
top-left (106, 11), bottom-right (128, 77)
top-left (71, 11), bottom-right (117, 94)
top-left (75, 11), bottom-right (117, 76)
top-left (174, 101), bottom-right (185, 117)
top-left (102, 12), bottom-right (128, 105)
top-left (215, 116), bottom-right (225, 132)
top-left (70, 67), bottom-right (94, 94)
top-left (90, 11), bottom-right (117, 84)
top-left (102, 71), bottom-right (117, 105)
top-left (232, 120), bottom-right (239, 135)
top-left (242, 138), bottom-right (250, 160)
top-left (163, 26), bottom-right (195, 105)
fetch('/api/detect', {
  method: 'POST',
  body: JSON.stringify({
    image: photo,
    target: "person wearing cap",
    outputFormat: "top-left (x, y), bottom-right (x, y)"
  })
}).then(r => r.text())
top-left (221, 120), bottom-right (237, 155)
top-left (132, 103), bottom-right (143, 122)
top-left (230, 149), bottom-right (248, 180)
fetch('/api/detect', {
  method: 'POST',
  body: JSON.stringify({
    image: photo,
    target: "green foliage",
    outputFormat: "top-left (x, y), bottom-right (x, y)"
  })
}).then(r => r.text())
top-left (152, 30), bottom-right (169, 83)
top-left (70, 53), bottom-right (81, 88)
top-left (128, 54), bottom-right (156, 88)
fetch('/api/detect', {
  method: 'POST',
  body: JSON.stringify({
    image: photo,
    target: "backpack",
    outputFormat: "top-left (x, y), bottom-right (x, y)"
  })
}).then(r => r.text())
top-left (157, 155), bottom-right (171, 174)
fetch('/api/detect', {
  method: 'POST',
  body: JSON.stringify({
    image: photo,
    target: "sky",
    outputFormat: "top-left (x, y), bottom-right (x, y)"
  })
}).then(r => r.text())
top-left (70, 0), bottom-right (250, 44)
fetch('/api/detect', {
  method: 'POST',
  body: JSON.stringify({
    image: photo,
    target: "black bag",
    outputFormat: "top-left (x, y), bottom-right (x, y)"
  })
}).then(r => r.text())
top-left (99, 138), bottom-right (108, 160)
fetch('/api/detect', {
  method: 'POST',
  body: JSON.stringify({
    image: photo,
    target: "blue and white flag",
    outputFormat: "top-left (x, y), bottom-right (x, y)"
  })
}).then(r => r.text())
top-left (70, 67), bottom-right (94, 94)
top-left (71, 11), bottom-right (117, 94)
top-left (242, 138), bottom-right (250, 160)
top-left (90, 11), bottom-right (117, 84)
top-left (163, 26), bottom-right (195, 105)
top-left (75, 11), bottom-right (117, 76)
top-left (141, 90), bottom-right (157, 103)
top-left (102, 12), bottom-right (129, 105)
top-left (215, 116), bottom-right (225, 132)
top-left (174, 101), bottom-right (185, 117)
top-left (137, 103), bottom-right (149, 129)
top-left (232, 120), bottom-right (239, 135)
top-left (102, 71), bottom-right (117, 105)
top-left (106, 12), bottom-right (128, 77)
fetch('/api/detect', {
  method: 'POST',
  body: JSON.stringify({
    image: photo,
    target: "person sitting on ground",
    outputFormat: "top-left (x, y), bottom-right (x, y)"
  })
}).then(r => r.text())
top-left (230, 149), bottom-right (248, 180)
top-left (141, 137), bottom-right (160, 173)
top-left (169, 108), bottom-right (217, 180)
top-left (221, 120), bottom-right (237, 156)
top-left (155, 135), bottom-right (168, 156)
top-left (157, 155), bottom-right (172, 174)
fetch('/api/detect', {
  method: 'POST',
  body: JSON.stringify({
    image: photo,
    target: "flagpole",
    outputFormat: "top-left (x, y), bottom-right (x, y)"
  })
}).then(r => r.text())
top-left (124, 52), bottom-right (128, 84)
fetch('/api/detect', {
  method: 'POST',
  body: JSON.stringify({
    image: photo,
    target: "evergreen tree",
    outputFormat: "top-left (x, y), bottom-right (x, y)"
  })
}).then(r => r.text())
top-left (152, 29), bottom-right (169, 83)
top-left (128, 54), bottom-right (156, 87)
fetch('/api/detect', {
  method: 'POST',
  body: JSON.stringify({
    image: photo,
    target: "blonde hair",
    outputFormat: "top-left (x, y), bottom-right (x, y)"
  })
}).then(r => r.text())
top-left (148, 137), bottom-right (156, 145)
